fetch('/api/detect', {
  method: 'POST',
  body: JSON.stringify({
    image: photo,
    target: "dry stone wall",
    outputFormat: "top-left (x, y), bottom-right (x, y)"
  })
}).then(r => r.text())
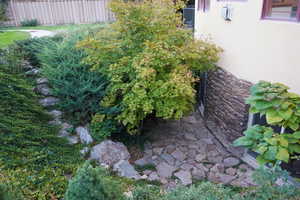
top-left (203, 68), bottom-right (252, 156)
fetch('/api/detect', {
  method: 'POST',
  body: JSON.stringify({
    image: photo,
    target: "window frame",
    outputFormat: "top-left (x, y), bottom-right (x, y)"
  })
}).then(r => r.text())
top-left (262, 0), bottom-right (300, 22)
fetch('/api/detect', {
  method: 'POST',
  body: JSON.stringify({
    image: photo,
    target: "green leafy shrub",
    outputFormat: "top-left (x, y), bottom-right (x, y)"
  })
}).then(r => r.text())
top-left (0, 52), bottom-right (83, 199)
top-left (39, 32), bottom-right (108, 124)
top-left (65, 161), bottom-right (125, 200)
top-left (242, 164), bottom-right (300, 200)
top-left (234, 81), bottom-right (300, 165)
top-left (234, 125), bottom-right (300, 164)
top-left (79, 0), bottom-right (222, 134)
top-left (165, 182), bottom-right (234, 200)
top-left (20, 19), bottom-right (39, 26)
top-left (0, 183), bottom-right (24, 200)
top-left (129, 185), bottom-right (162, 200)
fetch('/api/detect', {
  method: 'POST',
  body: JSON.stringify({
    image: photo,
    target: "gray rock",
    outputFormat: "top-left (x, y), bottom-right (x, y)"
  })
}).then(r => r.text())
top-left (218, 173), bottom-right (237, 184)
top-left (195, 154), bottom-right (206, 162)
top-left (90, 140), bottom-right (130, 166)
top-left (35, 84), bottom-right (51, 96)
top-left (192, 168), bottom-right (206, 180)
top-left (36, 78), bottom-right (49, 85)
top-left (207, 155), bottom-right (223, 164)
top-left (80, 147), bottom-right (90, 156)
top-left (153, 147), bottom-right (163, 154)
top-left (25, 68), bottom-right (39, 76)
top-left (39, 97), bottom-right (59, 107)
top-left (180, 163), bottom-right (194, 171)
top-left (174, 170), bottom-right (192, 185)
top-left (58, 123), bottom-right (73, 137)
top-left (184, 133), bottom-right (197, 141)
top-left (67, 135), bottom-right (79, 145)
top-left (148, 172), bottom-right (160, 181)
top-left (48, 110), bottom-right (62, 119)
top-left (208, 172), bottom-right (236, 184)
top-left (165, 144), bottom-right (176, 154)
top-left (223, 157), bottom-right (240, 167)
top-left (113, 160), bottom-right (141, 180)
top-left (76, 126), bottom-right (93, 144)
top-left (48, 119), bottom-right (62, 126)
top-left (143, 170), bottom-right (153, 176)
top-left (171, 150), bottom-right (186, 161)
top-left (156, 162), bottom-right (176, 178)
top-left (160, 153), bottom-right (175, 165)
top-left (225, 168), bottom-right (237, 176)
top-left (210, 163), bottom-right (225, 174)
top-left (134, 156), bottom-right (151, 166)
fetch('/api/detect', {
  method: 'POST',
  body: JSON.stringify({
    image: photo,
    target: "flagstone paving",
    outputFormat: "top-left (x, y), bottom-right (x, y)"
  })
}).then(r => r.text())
top-left (134, 114), bottom-right (256, 189)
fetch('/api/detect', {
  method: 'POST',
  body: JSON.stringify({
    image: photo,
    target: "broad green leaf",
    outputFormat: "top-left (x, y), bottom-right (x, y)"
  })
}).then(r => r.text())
top-left (278, 108), bottom-right (293, 120)
top-left (289, 144), bottom-right (300, 154)
top-left (256, 155), bottom-right (269, 165)
top-left (264, 146), bottom-right (277, 160)
top-left (233, 137), bottom-right (253, 147)
top-left (265, 138), bottom-right (278, 145)
top-left (292, 131), bottom-right (300, 139)
top-left (287, 122), bottom-right (299, 131)
top-left (276, 147), bottom-right (290, 163)
top-left (255, 100), bottom-right (274, 110)
top-left (257, 146), bottom-right (268, 154)
top-left (266, 110), bottom-right (283, 124)
top-left (279, 137), bottom-right (289, 147)
top-left (287, 92), bottom-right (300, 99)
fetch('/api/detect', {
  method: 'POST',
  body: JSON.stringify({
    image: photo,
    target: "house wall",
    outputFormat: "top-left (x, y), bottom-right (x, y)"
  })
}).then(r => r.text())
top-left (194, 0), bottom-right (300, 93)
top-left (194, 0), bottom-right (300, 153)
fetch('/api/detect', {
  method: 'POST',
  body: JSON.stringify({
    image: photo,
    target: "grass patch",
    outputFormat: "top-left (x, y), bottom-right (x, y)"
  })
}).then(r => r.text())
top-left (0, 31), bottom-right (30, 48)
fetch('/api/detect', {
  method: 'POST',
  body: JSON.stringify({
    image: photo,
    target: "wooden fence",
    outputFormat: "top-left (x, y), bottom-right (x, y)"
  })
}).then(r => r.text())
top-left (5, 0), bottom-right (114, 26)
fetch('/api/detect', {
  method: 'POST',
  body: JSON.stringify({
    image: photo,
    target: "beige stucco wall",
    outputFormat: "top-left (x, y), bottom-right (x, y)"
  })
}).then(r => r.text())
top-left (194, 0), bottom-right (300, 93)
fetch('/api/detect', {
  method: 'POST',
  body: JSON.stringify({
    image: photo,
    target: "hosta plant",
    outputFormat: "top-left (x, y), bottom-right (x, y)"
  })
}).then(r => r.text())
top-left (79, 0), bottom-right (221, 134)
top-left (234, 125), bottom-right (300, 164)
top-left (234, 81), bottom-right (300, 165)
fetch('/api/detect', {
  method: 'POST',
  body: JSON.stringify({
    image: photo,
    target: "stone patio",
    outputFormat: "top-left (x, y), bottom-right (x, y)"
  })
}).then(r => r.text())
top-left (134, 113), bottom-right (256, 189)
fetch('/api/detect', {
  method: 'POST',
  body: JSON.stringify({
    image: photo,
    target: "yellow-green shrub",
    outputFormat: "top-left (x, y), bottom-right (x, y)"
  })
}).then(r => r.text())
top-left (80, 0), bottom-right (221, 134)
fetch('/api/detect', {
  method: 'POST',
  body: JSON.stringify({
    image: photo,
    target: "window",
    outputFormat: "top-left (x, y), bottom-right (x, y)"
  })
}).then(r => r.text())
top-left (198, 0), bottom-right (210, 12)
top-left (262, 0), bottom-right (300, 21)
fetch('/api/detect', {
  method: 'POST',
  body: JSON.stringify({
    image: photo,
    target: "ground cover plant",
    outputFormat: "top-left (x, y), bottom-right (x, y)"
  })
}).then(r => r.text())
top-left (0, 48), bottom-right (83, 199)
top-left (80, 0), bottom-right (222, 136)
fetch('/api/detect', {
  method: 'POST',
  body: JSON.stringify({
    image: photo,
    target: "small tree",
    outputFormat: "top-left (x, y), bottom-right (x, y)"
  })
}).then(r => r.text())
top-left (64, 161), bottom-right (124, 200)
top-left (80, 0), bottom-right (222, 134)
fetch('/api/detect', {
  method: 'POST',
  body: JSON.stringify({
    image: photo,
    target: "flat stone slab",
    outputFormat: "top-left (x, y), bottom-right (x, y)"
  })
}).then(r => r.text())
top-left (113, 160), bottom-right (141, 180)
top-left (174, 170), bottom-right (192, 185)
top-left (156, 162), bottom-right (176, 178)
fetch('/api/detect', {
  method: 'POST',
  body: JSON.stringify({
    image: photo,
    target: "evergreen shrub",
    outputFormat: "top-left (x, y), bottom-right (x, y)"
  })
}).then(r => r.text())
top-left (39, 32), bottom-right (108, 124)
top-left (65, 161), bottom-right (125, 200)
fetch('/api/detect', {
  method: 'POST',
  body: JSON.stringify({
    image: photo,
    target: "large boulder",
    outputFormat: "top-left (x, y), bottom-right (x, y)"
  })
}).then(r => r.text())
top-left (90, 140), bottom-right (130, 167)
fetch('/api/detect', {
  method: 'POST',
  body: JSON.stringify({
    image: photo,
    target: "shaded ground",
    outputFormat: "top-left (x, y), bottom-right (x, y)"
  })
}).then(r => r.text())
top-left (134, 113), bottom-right (256, 189)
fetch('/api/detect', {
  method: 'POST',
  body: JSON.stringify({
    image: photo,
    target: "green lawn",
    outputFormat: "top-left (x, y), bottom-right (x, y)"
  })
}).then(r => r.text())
top-left (0, 23), bottom-right (108, 31)
top-left (0, 31), bottom-right (30, 48)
